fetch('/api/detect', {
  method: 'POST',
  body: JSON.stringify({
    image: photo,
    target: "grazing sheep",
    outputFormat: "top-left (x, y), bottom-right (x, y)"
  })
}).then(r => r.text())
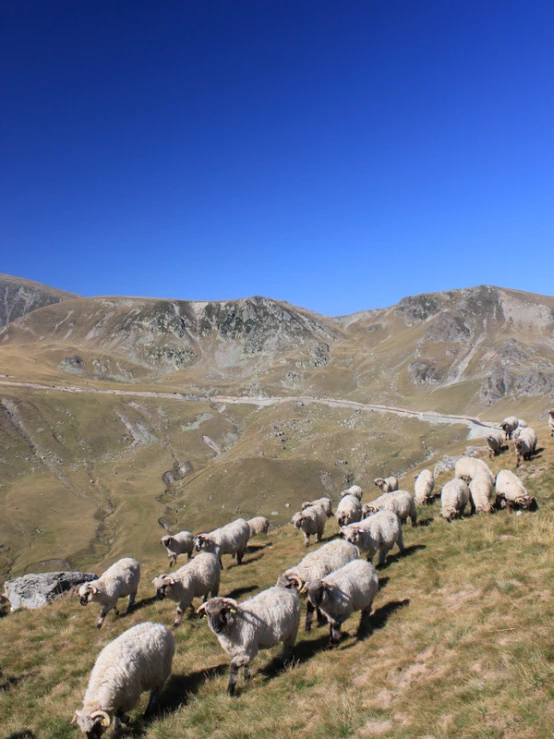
top-left (363, 490), bottom-right (417, 526)
top-left (72, 622), bottom-right (174, 736)
top-left (485, 430), bottom-right (505, 458)
top-left (276, 539), bottom-right (358, 631)
top-left (161, 531), bottom-right (194, 567)
top-left (301, 497), bottom-right (333, 518)
top-left (197, 587), bottom-right (301, 695)
top-left (514, 427), bottom-right (538, 467)
top-left (495, 469), bottom-right (538, 512)
top-left (335, 493), bottom-right (362, 527)
top-left (414, 469), bottom-right (435, 505)
top-left (374, 476), bottom-right (399, 493)
top-left (292, 505), bottom-right (326, 547)
top-left (469, 471), bottom-right (495, 514)
top-left (340, 485), bottom-right (363, 501)
top-left (152, 552), bottom-right (221, 628)
top-left (194, 518), bottom-right (251, 567)
top-left (440, 479), bottom-right (470, 520)
top-left (305, 559), bottom-right (379, 644)
top-left (500, 416), bottom-right (520, 440)
top-left (454, 456), bottom-right (494, 483)
top-left (79, 558), bottom-right (140, 629)
top-left (247, 516), bottom-right (270, 537)
top-left (341, 510), bottom-right (404, 565)
top-left (548, 410), bottom-right (554, 437)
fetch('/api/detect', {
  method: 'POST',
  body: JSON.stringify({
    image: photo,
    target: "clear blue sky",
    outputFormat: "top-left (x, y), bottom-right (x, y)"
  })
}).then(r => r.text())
top-left (1, 1), bottom-right (553, 315)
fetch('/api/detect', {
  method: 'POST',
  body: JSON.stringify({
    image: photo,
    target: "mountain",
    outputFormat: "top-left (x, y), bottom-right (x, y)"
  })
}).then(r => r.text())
top-left (0, 273), bottom-right (77, 328)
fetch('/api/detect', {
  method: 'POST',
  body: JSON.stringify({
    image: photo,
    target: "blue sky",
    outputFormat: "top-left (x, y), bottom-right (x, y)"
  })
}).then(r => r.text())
top-left (1, 1), bottom-right (553, 315)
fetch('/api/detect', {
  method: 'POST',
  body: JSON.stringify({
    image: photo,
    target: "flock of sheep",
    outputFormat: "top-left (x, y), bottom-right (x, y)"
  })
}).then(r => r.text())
top-left (19, 412), bottom-right (554, 736)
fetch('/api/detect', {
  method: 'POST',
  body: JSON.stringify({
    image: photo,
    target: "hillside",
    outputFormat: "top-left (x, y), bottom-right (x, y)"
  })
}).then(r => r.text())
top-left (0, 274), bottom-right (77, 328)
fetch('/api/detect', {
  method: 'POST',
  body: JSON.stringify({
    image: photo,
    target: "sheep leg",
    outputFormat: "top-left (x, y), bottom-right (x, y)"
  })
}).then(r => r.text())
top-left (329, 620), bottom-right (342, 645)
top-left (237, 549), bottom-right (244, 565)
top-left (303, 533), bottom-right (310, 547)
top-left (243, 666), bottom-right (251, 681)
top-left (410, 513), bottom-right (417, 527)
top-left (281, 642), bottom-right (295, 665)
top-left (316, 531), bottom-right (322, 543)
top-left (169, 554), bottom-right (176, 567)
top-left (97, 605), bottom-right (112, 629)
top-left (228, 655), bottom-right (250, 696)
top-left (377, 547), bottom-right (388, 567)
top-left (305, 600), bottom-right (315, 632)
top-left (359, 608), bottom-right (372, 634)
top-left (187, 552), bottom-right (192, 560)
top-left (126, 592), bottom-right (136, 614)
top-left (397, 528), bottom-right (405, 554)
top-left (173, 605), bottom-right (185, 628)
top-left (316, 608), bottom-right (327, 627)
top-left (144, 686), bottom-right (161, 717)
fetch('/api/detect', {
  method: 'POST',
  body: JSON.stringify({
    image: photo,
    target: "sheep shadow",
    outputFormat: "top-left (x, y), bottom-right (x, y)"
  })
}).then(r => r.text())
top-left (340, 598), bottom-right (411, 648)
top-left (417, 517), bottom-right (434, 527)
top-left (378, 576), bottom-right (389, 591)
top-left (0, 672), bottom-right (38, 692)
top-left (6, 732), bottom-right (36, 739)
top-left (380, 544), bottom-right (426, 568)
top-left (225, 585), bottom-right (258, 600)
top-left (246, 542), bottom-right (273, 553)
top-left (131, 595), bottom-right (159, 613)
top-left (259, 633), bottom-right (331, 683)
top-left (225, 552), bottom-right (265, 569)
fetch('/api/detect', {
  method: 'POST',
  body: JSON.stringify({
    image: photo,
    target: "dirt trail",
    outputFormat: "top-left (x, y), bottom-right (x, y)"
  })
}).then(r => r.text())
top-left (0, 378), bottom-right (496, 437)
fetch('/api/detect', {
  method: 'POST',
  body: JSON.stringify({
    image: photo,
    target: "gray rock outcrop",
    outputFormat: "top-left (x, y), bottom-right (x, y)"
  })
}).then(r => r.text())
top-left (4, 571), bottom-right (96, 611)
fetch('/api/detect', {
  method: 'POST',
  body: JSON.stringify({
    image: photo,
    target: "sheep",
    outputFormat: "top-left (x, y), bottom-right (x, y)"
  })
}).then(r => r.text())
top-left (363, 490), bottom-right (417, 526)
top-left (514, 427), bottom-right (538, 467)
top-left (500, 416), bottom-right (520, 440)
top-left (374, 476), bottom-right (399, 493)
top-left (339, 485), bottom-right (363, 501)
top-left (548, 409), bottom-right (554, 437)
top-left (194, 518), bottom-right (250, 567)
top-left (469, 471), bottom-right (495, 514)
top-left (161, 530), bottom-right (194, 567)
top-left (301, 497), bottom-right (333, 518)
top-left (247, 516), bottom-right (270, 537)
top-left (72, 621), bottom-right (174, 737)
top-left (341, 510), bottom-right (404, 565)
top-left (495, 469), bottom-right (538, 512)
top-left (292, 505), bottom-right (326, 547)
top-left (414, 469), bottom-right (435, 505)
top-left (79, 558), bottom-right (140, 629)
top-left (276, 539), bottom-right (358, 631)
top-left (440, 479), bottom-right (470, 520)
top-left (335, 493), bottom-right (362, 527)
top-left (152, 552), bottom-right (221, 628)
top-left (485, 430), bottom-right (505, 458)
top-left (305, 559), bottom-right (379, 644)
top-left (454, 456), bottom-right (494, 483)
top-left (197, 587), bottom-right (301, 695)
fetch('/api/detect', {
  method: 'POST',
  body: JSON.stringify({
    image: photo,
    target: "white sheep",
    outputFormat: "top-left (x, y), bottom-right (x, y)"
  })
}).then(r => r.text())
top-left (197, 587), bottom-right (301, 695)
top-left (291, 505), bottom-right (326, 547)
top-left (79, 558), bottom-right (140, 629)
top-left (374, 476), bottom-right (399, 493)
top-left (194, 518), bottom-right (251, 567)
top-left (454, 456), bottom-right (494, 482)
top-left (72, 622), bottom-right (174, 736)
top-left (152, 551), bottom-right (221, 628)
top-left (514, 427), bottom-right (538, 467)
top-left (495, 469), bottom-right (538, 512)
top-left (305, 559), bottom-right (379, 645)
top-left (485, 430), bottom-right (505, 458)
top-left (363, 490), bottom-right (417, 526)
top-left (335, 493), bottom-right (362, 527)
top-left (341, 510), bottom-right (404, 565)
top-left (301, 497), bottom-right (333, 518)
top-left (469, 471), bottom-right (495, 514)
top-left (414, 469), bottom-right (435, 505)
top-left (247, 516), bottom-right (270, 537)
top-left (440, 479), bottom-right (470, 520)
top-left (161, 530), bottom-right (194, 567)
top-left (548, 409), bottom-right (554, 437)
top-left (276, 539), bottom-right (358, 631)
top-left (340, 485), bottom-right (363, 501)
top-left (500, 416), bottom-right (520, 440)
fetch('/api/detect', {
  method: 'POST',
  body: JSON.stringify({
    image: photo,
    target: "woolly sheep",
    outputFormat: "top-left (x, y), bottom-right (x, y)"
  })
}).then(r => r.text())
top-left (500, 416), bottom-right (519, 440)
top-left (485, 430), bottom-right (505, 458)
top-left (341, 510), bottom-right (404, 565)
top-left (374, 476), bottom-right (399, 493)
top-left (340, 484), bottom-right (363, 500)
top-left (440, 479), bottom-right (470, 520)
top-left (414, 469), bottom-right (435, 505)
top-left (514, 427), bottom-right (538, 467)
top-left (153, 552), bottom-right (221, 628)
top-left (495, 469), bottom-right (538, 512)
top-left (194, 518), bottom-right (250, 567)
top-left (335, 493), bottom-right (362, 527)
top-left (79, 558), bottom-right (140, 629)
top-left (292, 505), bottom-right (326, 547)
top-left (197, 587), bottom-right (301, 695)
top-left (363, 490), bottom-right (417, 526)
top-left (454, 456), bottom-right (494, 482)
top-left (72, 622), bottom-right (174, 736)
top-left (548, 409), bottom-right (554, 437)
top-left (247, 516), bottom-right (270, 537)
top-left (305, 559), bottom-right (379, 644)
top-left (161, 530), bottom-right (194, 567)
top-left (301, 497), bottom-right (333, 518)
top-left (469, 471), bottom-right (495, 514)
top-left (276, 539), bottom-right (358, 631)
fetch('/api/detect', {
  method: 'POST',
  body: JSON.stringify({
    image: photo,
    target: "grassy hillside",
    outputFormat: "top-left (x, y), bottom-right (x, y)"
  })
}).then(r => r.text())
top-left (1, 430), bottom-right (553, 739)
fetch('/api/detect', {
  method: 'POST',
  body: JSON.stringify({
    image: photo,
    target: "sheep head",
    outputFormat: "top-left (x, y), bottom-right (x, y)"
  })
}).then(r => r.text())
top-left (291, 512), bottom-right (304, 528)
top-left (78, 582), bottom-right (100, 607)
top-left (152, 575), bottom-right (175, 599)
top-left (73, 709), bottom-right (111, 737)
top-left (374, 478), bottom-right (385, 490)
top-left (197, 597), bottom-right (239, 634)
top-left (305, 579), bottom-right (331, 608)
top-left (194, 534), bottom-right (209, 551)
top-left (161, 535), bottom-right (173, 548)
top-left (341, 525), bottom-right (362, 544)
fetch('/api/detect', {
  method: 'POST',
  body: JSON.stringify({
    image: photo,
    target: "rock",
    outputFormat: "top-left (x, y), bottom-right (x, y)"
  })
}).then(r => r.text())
top-left (396, 295), bottom-right (440, 323)
top-left (424, 312), bottom-right (471, 343)
top-left (479, 367), bottom-right (514, 405)
top-left (4, 571), bottom-right (97, 611)
top-left (409, 360), bottom-right (440, 385)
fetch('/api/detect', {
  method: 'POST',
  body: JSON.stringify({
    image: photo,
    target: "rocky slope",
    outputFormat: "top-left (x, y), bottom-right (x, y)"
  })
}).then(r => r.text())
top-left (0, 273), bottom-right (77, 328)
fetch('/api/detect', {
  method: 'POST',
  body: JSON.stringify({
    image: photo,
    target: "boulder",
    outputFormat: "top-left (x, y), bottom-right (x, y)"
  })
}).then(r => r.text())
top-left (3, 571), bottom-right (97, 611)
